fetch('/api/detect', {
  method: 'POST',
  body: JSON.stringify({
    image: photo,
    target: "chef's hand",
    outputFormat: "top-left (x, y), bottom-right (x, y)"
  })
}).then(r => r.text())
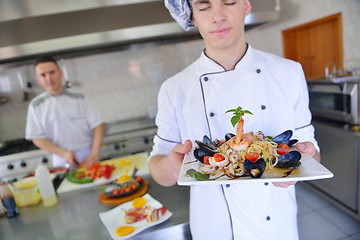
top-left (272, 141), bottom-right (320, 188)
top-left (149, 139), bottom-right (192, 186)
top-left (168, 139), bottom-right (192, 174)
top-left (62, 151), bottom-right (80, 168)
top-left (296, 141), bottom-right (320, 162)
top-left (82, 153), bottom-right (100, 169)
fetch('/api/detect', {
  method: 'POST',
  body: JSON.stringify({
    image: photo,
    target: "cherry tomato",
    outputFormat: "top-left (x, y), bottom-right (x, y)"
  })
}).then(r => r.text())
top-left (213, 153), bottom-right (225, 162)
top-left (135, 177), bottom-right (143, 183)
top-left (112, 189), bottom-right (121, 195)
top-left (278, 143), bottom-right (290, 149)
top-left (245, 152), bottom-right (260, 163)
top-left (276, 143), bottom-right (290, 155)
top-left (203, 156), bottom-right (211, 165)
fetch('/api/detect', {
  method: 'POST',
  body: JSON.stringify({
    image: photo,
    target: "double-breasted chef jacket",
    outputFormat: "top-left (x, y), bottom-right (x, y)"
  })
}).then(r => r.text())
top-left (150, 45), bottom-right (319, 240)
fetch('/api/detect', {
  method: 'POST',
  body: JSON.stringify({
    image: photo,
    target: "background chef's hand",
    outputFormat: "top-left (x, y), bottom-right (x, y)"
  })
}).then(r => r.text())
top-left (296, 141), bottom-right (320, 162)
top-left (82, 153), bottom-right (100, 169)
top-left (62, 150), bottom-right (80, 168)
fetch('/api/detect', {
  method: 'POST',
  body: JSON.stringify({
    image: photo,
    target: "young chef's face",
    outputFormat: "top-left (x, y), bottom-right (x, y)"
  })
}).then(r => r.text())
top-left (35, 62), bottom-right (64, 96)
top-left (191, 0), bottom-right (251, 52)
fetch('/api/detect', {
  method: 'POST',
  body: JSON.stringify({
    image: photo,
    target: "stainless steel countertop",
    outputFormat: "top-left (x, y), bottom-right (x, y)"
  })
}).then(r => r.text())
top-left (0, 177), bottom-right (191, 240)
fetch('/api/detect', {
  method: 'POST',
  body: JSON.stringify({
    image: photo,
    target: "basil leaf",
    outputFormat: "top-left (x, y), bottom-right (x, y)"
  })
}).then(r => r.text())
top-left (231, 116), bottom-right (240, 127)
top-left (186, 169), bottom-right (210, 181)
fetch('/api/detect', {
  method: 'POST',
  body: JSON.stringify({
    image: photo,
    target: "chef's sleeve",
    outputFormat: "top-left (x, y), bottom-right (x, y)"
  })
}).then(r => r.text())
top-left (150, 81), bottom-right (181, 157)
top-left (25, 103), bottom-right (46, 140)
top-left (292, 62), bottom-right (320, 152)
top-left (83, 96), bottom-right (104, 129)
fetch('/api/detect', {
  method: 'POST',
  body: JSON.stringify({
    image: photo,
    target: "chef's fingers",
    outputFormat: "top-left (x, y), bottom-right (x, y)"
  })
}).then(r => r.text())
top-left (272, 181), bottom-right (297, 188)
top-left (174, 139), bottom-right (192, 155)
top-left (296, 141), bottom-right (320, 162)
top-left (296, 142), bottom-right (316, 156)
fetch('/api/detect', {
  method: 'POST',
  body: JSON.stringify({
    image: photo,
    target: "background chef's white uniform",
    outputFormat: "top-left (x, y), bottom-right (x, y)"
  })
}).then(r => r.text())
top-left (26, 89), bottom-right (104, 167)
top-left (150, 45), bottom-right (319, 240)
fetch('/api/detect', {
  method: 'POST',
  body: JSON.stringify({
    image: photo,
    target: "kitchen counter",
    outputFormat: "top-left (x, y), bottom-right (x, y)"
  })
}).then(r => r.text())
top-left (0, 177), bottom-right (191, 240)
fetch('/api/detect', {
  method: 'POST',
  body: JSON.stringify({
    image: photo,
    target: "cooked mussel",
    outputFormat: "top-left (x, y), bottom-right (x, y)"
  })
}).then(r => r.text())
top-left (244, 158), bottom-right (266, 178)
top-left (202, 135), bottom-right (218, 149)
top-left (275, 150), bottom-right (302, 169)
top-left (193, 140), bottom-right (217, 163)
top-left (225, 133), bottom-right (235, 141)
top-left (272, 130), bottom-right (298, 147)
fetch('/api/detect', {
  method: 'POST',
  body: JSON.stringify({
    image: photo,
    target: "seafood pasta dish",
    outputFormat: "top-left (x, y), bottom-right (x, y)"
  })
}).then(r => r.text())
top-left (189, 107), bottom-right (302, 180)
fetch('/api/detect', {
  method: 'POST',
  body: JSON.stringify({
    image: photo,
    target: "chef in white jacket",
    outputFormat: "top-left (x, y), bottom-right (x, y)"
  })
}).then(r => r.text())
top-left (26, 56), bottom-right (105, 168)
top-left (149, 0), bottom-right (321, 239)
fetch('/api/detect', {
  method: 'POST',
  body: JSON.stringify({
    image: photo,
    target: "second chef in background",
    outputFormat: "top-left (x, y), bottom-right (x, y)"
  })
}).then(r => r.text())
top-left (26, 56), bottom-right (105, 168)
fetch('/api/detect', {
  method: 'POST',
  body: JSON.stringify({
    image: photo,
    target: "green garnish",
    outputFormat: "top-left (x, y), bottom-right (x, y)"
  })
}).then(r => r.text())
top-left (186, 169), bottom-right (210, 181)
top-left (225, 106), bottom-right (253, 127)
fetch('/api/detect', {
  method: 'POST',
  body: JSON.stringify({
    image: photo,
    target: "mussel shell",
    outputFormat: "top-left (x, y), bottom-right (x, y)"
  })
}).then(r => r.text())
top-left (202, 135), bottom-right (217, 149)
top-left (193, 140), bottom-right (217, 163)
top-left (195, 140), bottom-right (215, 150)
top-left (275, 150), bottom-right (302, 169)
top-left (225, 133), bottom-right (235, 141)
top-left (280, 139), bottom-right (299, 147)
top-left (244, 158), bottom-right (266, 178)
top-left (272, 130), bottom-right (293, 144)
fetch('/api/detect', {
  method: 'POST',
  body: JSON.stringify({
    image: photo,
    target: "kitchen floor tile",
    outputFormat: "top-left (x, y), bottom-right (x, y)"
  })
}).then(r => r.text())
top-left (297, 195), bottom-right (314, 216)
top-left (350, 232), bottom-right (360, 240)
top-left (318, 205), bottom-right (360, 235)
top-left (340, 237), bottom-right (357, 240)
top-left (296, 182), bottom-right (331, 210)
top-left (298, 211), bottom-right (348, 240)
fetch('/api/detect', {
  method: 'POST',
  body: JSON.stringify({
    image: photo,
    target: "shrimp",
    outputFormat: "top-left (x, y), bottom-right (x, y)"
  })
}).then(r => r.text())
top-left (229, 118), bottom-right (253, 151)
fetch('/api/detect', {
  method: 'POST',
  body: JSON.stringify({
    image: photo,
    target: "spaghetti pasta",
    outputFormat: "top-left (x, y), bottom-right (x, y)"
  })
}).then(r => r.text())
top-left (199, 134), bottom-right (280, 177)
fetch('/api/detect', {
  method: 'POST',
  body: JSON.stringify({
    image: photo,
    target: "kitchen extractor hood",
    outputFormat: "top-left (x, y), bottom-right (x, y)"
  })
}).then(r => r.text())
top-left (0, 0), bottom-right (281, 64)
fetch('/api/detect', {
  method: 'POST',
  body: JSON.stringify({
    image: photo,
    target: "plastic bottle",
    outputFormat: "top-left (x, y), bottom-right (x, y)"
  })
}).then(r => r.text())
top-left (0, 182), bottom-right (19, 218)
top-left (0, 196), bottom-right (5, 217)
top-left (35, 164), bottom-right (58, 207)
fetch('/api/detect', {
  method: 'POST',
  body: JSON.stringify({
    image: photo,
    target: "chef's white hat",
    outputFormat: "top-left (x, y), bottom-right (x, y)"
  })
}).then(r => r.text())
top-left (164, 0), bottom-right (195, 31)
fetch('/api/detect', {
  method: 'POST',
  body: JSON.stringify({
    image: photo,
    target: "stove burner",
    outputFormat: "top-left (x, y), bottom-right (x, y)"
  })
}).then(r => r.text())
top-left (0, 139), bottom-right (38, 156)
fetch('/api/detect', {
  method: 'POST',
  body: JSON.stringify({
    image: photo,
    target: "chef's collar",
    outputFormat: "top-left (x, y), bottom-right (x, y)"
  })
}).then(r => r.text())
top-left (45, 87), bottom-right (66, 97)
top-left (199, 44), bottom-right (254, 73)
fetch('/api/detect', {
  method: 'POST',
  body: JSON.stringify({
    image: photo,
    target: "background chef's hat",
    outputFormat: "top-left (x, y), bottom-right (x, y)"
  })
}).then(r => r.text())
top-left (164, 0), bottom-right (195, 31)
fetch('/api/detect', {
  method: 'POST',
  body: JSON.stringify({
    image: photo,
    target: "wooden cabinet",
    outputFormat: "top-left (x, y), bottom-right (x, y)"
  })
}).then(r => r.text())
top-left (282, 13), bottom-right (343, 80)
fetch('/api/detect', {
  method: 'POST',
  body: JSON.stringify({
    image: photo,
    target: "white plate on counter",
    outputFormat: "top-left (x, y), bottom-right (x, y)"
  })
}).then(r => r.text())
top-left (177, 150), bottom-right (334, 186)
top-left (99, 193), bottom-right (172, 240)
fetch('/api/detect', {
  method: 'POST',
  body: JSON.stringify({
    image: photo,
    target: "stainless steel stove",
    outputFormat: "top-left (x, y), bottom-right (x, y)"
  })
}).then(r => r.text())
top-left (0, 117), bottom-right (156, 182)
top-left (101, 117), bottom-right (157, 160)
top-left (0, 141), bottom-right (53, 182)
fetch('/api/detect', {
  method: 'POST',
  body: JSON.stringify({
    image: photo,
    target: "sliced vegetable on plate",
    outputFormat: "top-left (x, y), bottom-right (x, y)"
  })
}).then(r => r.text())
top-left (99, 193), bottom-right (172, 239)
top-left (66, 162), bottom-right (115, 184)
